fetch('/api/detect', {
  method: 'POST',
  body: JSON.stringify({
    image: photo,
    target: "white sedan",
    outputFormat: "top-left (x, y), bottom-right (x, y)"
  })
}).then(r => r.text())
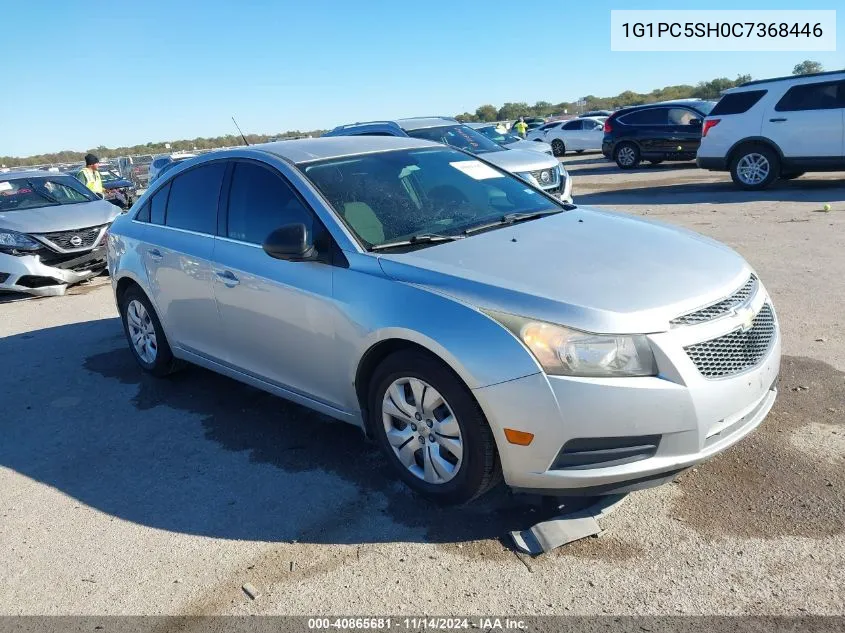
top-left (526, 117), bottom-right (605, 157)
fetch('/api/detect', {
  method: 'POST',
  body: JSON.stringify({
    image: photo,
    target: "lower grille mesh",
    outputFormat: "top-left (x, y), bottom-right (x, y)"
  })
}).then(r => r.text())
top-left (684, 304), bottom-right (776, 378)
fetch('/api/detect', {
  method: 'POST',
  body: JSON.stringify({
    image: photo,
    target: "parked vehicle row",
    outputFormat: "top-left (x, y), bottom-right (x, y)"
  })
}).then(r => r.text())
top-left (323, 117), bottom-right (572, 203)
top-left (106, 134), bottom-right (781, 504)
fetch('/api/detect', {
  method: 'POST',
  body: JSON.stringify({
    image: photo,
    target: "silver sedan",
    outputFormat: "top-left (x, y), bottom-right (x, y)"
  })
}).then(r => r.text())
top-left (108, 136), bottom-right (780, 504)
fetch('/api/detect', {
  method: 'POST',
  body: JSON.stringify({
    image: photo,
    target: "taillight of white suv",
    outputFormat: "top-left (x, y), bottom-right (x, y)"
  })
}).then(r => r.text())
top-left (702, 119), bottom-right (721, 137)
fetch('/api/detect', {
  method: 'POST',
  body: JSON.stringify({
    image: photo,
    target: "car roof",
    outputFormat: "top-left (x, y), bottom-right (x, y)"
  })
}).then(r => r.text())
top-left (0, 169), bottom-right (74, 180)
top-left (614, 100), bottom-right (713, 115)
top-left (253, 135), bottom-right (440, 163)
top-left (736, 69), bottom-right (845, 89)
top-left (464, 122), bottom-right (499, 129)
top-left (394, 117), bottom-right (460, 131)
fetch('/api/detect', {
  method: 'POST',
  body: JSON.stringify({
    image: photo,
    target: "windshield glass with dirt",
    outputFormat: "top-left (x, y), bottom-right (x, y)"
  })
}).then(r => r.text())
top-left (0, 176), bottom-right (97, 212)
top-left (302, 147), bottom-right (562, 248)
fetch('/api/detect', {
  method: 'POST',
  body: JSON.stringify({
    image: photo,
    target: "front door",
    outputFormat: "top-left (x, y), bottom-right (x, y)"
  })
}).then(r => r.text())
top-left (211, 160), bottom-right (342, 408)
top-left (761, 79), bottom-right (845, 159)
top-left (666, 108), bottom-right (705, 155)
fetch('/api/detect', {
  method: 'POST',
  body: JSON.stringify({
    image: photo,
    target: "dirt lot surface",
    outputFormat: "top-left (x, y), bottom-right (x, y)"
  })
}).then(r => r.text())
top-left (1, 156), bottom-right (843, 617)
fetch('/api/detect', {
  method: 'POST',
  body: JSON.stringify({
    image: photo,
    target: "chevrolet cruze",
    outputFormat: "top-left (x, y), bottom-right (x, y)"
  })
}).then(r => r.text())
top-left (108, 136), bottom-right (780, 504)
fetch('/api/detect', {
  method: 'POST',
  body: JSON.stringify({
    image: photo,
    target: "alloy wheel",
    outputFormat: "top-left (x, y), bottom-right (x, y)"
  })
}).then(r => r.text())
top-left (382, 377), bottom-right (463, 484)
top-left (551, 140), bottom-right (565, 156)
top-left (126, 299), bottom-right (158, 364)
top-left (736, 153), bottom-right (770, 185)
top-left (617, 145), bottom-right (636, 166)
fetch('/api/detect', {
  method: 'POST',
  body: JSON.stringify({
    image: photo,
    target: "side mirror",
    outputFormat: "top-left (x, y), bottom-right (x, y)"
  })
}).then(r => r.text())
top-left (688, 118), bottom-right (702, 127)
top-left (262, 223), bottom-right (317, 261)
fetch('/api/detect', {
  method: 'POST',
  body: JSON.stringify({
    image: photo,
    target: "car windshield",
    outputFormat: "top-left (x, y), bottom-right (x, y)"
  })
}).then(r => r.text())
top-left (302, 147), bottom-right (563, 249)
top-left (475, 126), bottom-right (521, 146)
top-left (0, 176), bottom-right (97, 211)
top-left (405, 125), bottom-right (504, 155)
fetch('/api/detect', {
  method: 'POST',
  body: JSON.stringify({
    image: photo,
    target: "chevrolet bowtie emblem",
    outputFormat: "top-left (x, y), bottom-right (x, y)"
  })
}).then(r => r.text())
top-left (736, 306), bottom-right (755, 332)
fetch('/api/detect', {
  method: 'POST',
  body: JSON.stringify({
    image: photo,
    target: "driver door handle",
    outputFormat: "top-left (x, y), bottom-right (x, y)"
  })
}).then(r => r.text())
top-left (147, 248), bottom-right (163, 261)
top-left (214, 270), bottom-right (240, 287)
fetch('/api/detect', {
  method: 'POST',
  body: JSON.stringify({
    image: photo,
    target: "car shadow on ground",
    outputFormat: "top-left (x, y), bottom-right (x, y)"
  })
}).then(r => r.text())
top-left (570, 162), bottom-right (700, 178)
top-left (0, 318), bottom-right (575, 546)
top-left (574, 177), bottom-right (845, 206)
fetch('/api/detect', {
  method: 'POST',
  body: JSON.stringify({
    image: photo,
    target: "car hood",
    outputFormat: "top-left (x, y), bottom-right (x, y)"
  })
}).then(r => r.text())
top-left (505, 139), bottom-right (553, 154)
top-left (480, 147), bottom-right (559, 173)
top-left (377, 208), bottom-right (750, 334)
top-left (0, 199), bottom-right (122, 234)
top-left (103, 178), bottom-right (133, 189)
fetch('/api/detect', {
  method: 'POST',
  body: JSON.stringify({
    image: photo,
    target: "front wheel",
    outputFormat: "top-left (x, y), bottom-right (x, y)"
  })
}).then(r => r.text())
top-left (369, 350), bottom-right (501, 505)
top-left (551, 139), bottom-right (566, 157)
top-left (614, 142), bottom-right (640, 169)
top-left (730, 145), bottom-right (779, 190)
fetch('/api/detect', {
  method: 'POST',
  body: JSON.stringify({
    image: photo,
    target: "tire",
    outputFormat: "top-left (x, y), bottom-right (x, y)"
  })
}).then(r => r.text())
top-left (369, 350), bottom-right (501, 505)
top-left (614, 142), bottom-right (640, 169)
top-left (551, 139), bottom-right (566, 157)
top-left (730, 144), bottom-right (779, 190)
top-left (119, 285), bottom-right (178, 377)
top-left (780, 171), bottom-right (805, 180)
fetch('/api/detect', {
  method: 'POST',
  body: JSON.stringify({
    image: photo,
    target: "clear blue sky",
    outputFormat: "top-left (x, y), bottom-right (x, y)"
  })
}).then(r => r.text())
top-left (1, 0), bottom-right (842, 157)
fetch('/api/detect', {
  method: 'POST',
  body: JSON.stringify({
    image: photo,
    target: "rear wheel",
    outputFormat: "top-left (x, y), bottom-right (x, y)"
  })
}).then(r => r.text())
top-left (369, 350), bottom-right (501, 505)
top-left (119, 285), bottom-right (178, 377)
top-left (614, 142), bottom-right (640, 169)
top-left (551, 139), bottom-right (566, 157)
top-left (730, 144), bottom-right (779, 190)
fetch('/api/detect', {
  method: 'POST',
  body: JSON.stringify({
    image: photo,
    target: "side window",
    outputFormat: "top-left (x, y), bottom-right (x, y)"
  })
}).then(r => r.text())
top-left (150, 183), bottom-right (170, 225)
top-left (562, 120), bottom-right (581, 130)
top-left (710, 90), bottom-right (767, 116)
top-left (226, 162), bottom-right (313, 244)
top-left (668, 108), bottom-right (698, 125)
top-left (135, 201), bottom-right (151, 222)
top-left (620, 108), bottom-right (668, 125)
top-left (165, 163), bottom-right (225, 234)
top-left (775, 81), bottom-right (845, 112)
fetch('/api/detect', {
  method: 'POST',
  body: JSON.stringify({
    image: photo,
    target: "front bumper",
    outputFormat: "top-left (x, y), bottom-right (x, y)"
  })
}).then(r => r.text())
top-left (473, 291), bottom-right (781, 495)
top-left (0, 247), bottom-right (108, 296)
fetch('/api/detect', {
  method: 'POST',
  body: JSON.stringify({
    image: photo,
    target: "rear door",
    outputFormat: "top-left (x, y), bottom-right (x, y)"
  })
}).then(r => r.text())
top-left (761, 79), bottom-right (845, 159)
top-left (667, 107), bottom-right (705, 154)
top-left (211, 160), bottom-right (341, 407)
top-left (142, 162), bottom-right (226, 359)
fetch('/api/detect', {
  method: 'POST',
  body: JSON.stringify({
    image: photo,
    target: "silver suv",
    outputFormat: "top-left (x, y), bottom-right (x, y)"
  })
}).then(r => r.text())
top-left (108, 137), bottom-right (780, 504)
top-left (323, 117), bottom-right (572, 203)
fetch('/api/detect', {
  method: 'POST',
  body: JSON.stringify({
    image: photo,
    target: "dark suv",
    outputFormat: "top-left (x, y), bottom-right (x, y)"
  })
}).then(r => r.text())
top-left (602, 101), bottom-right (717, 169)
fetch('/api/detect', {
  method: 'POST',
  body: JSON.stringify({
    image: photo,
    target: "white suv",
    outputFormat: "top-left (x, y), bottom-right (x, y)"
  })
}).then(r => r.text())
top-left (697, 71), bottom-right (845, 190)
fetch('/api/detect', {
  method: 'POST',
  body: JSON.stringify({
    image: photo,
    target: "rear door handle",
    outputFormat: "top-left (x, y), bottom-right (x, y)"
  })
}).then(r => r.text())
top-left (214, 270), bottom-right (240, 287)
top-left (147, 248), bottom-right (163, 261)
top-left (769, 118), bottom-right (787, 122)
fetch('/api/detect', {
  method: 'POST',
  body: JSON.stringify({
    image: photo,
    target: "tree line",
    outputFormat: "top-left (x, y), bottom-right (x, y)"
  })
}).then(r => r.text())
top-left (1, 60), bottom-right (828, 167)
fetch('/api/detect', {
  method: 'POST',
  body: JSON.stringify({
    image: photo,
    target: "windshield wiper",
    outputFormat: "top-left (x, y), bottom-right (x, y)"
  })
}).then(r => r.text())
top-left (26, 181), bottom-right (60, 205)
top-left (370, 233), bottom-right (466, 252)
top-left (463, 208), bottom-right (564, 235)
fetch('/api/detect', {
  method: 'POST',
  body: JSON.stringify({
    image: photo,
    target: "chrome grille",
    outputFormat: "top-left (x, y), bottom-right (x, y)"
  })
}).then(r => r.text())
top-left (671, 274), bottom-right (758, 326)
top-left (529, 167), bottom-right (560, 189)
top-left (34, 225), bottom-right (104, 251)
top-left (684, 304), bottom-right (776, 379)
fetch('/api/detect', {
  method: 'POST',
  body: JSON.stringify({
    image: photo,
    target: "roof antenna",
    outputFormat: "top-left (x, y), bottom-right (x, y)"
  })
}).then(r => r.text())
top-left (232, 117), bottom-right (249, 146)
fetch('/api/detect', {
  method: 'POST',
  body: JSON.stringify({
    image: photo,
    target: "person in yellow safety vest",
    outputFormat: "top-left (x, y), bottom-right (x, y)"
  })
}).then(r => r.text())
top-left (76, 153), bottom-right (104, 196)
top-left (513, 117), bottom-right (528, 138)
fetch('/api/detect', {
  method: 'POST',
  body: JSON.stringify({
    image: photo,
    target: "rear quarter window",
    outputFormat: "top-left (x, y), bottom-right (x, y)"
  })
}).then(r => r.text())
top-left (710, 90), bottom-right (768, 116)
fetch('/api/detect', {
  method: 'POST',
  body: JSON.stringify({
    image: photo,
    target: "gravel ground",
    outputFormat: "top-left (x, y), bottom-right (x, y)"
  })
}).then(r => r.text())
top-left (1, 156), bottom-right (843, 617)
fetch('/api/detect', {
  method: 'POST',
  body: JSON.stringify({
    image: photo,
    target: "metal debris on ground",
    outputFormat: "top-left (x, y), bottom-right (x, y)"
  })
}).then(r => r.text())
top-left (242, 583), bottom-right (259, 600)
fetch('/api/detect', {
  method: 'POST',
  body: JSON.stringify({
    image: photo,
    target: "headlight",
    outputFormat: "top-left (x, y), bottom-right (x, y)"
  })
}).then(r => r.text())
top-left (486, 311), bottom-right (657, 377)
top-left (0, 230), bottom-right (41, 252)
top-left (516, 171), bottom-right (538, 186)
